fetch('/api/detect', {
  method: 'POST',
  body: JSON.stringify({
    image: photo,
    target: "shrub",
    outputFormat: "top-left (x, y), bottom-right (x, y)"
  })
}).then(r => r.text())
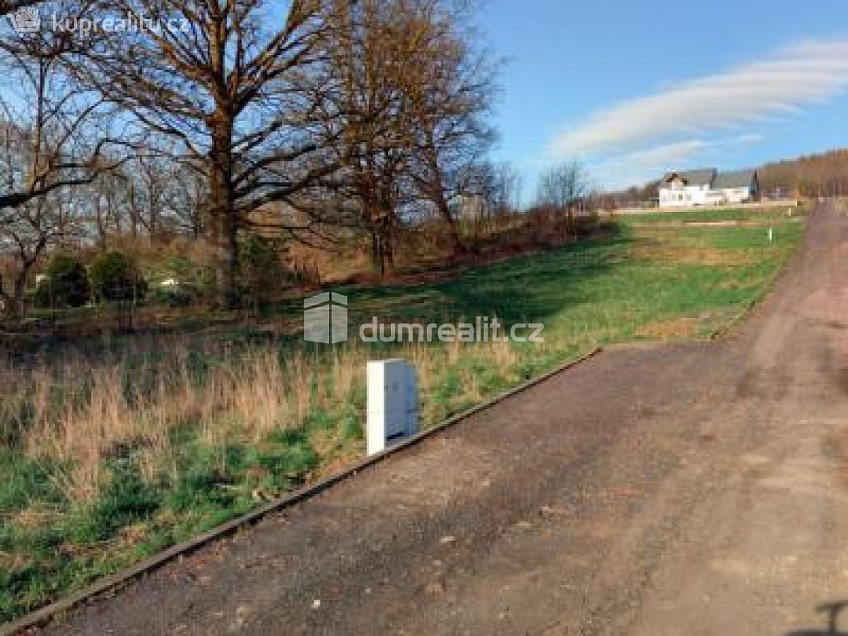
top-left (34, 254), bottom-right (90, 308)
top-left (89, 251), bottom-right (147, 302)
top-left (151, 284), bottom-right (194, 307)
top-left (238, 234), bottom-right (284, 307)
top-left (145, 255), bottom-right (215, 307)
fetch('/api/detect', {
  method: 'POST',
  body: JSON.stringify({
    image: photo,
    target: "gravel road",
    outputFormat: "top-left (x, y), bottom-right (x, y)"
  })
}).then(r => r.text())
top-left (38, 202), bottom-right (848, 636)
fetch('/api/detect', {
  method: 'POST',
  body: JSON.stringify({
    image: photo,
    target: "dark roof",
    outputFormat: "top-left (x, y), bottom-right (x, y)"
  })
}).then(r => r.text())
top-left (711, 169), bottom-right (757, 189)
top-left (660, 168), bottom-right (758, 190)
top-left (661, 168), bottom-right (716, 187)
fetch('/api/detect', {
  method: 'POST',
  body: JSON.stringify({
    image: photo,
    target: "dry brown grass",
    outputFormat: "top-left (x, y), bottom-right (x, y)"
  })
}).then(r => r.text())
top-left (630, 242), bottom-right (755, 267)
top-left (635, 317), bottom-right (700, 339)
top-left (5, 342), bottom-right (347, 502)
top-left (1, 324), bottom-right (542, 505)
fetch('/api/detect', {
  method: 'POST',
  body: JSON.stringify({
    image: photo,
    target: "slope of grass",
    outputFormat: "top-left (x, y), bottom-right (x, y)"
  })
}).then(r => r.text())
top-left (0, 210), bottom-right (804, 623)
top-left (621, 205), bottom-right (803, 224)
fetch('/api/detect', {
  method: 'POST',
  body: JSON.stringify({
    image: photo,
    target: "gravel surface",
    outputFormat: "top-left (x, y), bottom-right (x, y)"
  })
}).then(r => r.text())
top-left (37, 203), bottom-right (848, 636)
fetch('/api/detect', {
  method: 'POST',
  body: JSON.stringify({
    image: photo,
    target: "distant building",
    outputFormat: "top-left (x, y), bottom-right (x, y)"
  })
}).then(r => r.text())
top-left (658, 168), bottom-right (759, 208)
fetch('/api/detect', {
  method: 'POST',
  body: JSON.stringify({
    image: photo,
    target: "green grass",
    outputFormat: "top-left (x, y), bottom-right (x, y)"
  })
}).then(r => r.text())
top-left (620, 205), bottom-right (804, 225)
top-left (0, 209), bottom-right (805, 623)
top-left (320, 210), bottom-right (803, 350)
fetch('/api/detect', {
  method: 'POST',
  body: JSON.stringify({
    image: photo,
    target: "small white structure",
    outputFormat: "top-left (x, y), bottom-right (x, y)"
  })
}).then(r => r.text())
top-left (366, 359), bottom-right (419, 455)
top-left (710, 169), bottom-right (761, 205)
top-left (658, 168), bottom-right (759, 208)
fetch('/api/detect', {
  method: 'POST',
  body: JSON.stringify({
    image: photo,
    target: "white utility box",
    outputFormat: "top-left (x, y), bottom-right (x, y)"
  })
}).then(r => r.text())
top-left (366, 359), bottom-right (419, 455)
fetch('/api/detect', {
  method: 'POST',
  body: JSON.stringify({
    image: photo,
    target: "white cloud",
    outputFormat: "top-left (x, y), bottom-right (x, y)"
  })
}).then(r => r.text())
top-left (602, 139), bottom-right (709, 168)
top-left (591, 136), bottom-right (765, 190)
top-left (547, 37), bottom-right (848, 159)
top-left (591, 140), bottom-right (707, 190)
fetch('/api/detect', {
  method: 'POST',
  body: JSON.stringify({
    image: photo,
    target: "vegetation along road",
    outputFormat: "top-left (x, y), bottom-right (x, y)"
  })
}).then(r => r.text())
top-left (26, 203), bottom-right (846, 634)
top-left (0, 206), bottom-right (801, 624)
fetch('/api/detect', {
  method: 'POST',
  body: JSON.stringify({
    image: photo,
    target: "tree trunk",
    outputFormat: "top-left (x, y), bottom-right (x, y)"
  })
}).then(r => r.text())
top-left (12, 274), bottom-right (27, 322)
top-left (0, 264), bottom-right (32, 325)
top-left (209, 122), bottom-right (239, 309)
top-left (421, 130), bottom-right (465, 256)
top-left (369, 214), bottom-right (392, 278)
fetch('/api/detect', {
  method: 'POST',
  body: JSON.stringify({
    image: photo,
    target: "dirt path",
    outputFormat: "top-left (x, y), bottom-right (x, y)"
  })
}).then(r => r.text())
top-left (39, 203), bottom-right (848, 636)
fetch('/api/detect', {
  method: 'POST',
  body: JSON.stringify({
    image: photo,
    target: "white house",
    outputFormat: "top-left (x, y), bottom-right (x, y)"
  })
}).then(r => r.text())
top-left (658, 168), bottom-right (759, 208)
top-left (709, 170), bottom-right (760, 205)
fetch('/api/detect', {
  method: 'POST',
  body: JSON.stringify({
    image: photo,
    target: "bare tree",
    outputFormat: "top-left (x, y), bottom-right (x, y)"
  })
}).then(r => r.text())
top-left (72, 0), bottom-right (340, 307)
top-left (0, 7), bottom-right (124, 321)
top-left (475, 160), bottom-right (522, 217)
top-left (0, 190), bottom-right (83, 320)
top-left (537, 160), bottom-right (589, 231)
top-left (84, 156), bottom-right (208, 242)
top-left (0, 12), bottom-right (122, 212)
top-left (164, 162), bottom-right (207, 239)
top-left (87, 167), bottom-right (125, 240)
top-left (314, 0), bottom-right (496, 274)
top-left (315, 0), bottom-right (407, 275)
top-left (406, 0), bottom-right (497, 255)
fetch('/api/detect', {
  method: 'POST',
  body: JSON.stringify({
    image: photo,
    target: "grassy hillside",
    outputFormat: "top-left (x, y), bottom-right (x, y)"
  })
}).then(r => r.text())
top-left (0, 208), bottom-right (804, 622)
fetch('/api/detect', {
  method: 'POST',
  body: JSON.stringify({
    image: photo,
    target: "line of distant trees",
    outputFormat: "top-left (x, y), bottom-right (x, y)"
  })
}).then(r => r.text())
top-left (758, 149), bottom-right (848, 199)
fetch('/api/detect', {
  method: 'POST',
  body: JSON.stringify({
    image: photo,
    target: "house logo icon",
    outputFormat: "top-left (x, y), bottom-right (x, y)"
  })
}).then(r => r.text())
top-left (8, 7), bottom-right (41, 34)
top-left (303, 291), bottom-right (348, 343)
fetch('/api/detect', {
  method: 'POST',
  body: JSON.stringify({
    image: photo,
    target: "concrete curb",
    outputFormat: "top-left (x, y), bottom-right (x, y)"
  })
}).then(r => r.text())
top-left (2, 347), bottom-right (603, 635)
top-left (709, 221), bottom-right (807, 341)
top-left (709, 295), bottom-right (761, 341)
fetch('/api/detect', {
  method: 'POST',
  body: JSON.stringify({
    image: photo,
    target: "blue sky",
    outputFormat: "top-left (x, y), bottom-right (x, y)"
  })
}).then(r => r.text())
top-left (480, 0), bottom-right (848, 196)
